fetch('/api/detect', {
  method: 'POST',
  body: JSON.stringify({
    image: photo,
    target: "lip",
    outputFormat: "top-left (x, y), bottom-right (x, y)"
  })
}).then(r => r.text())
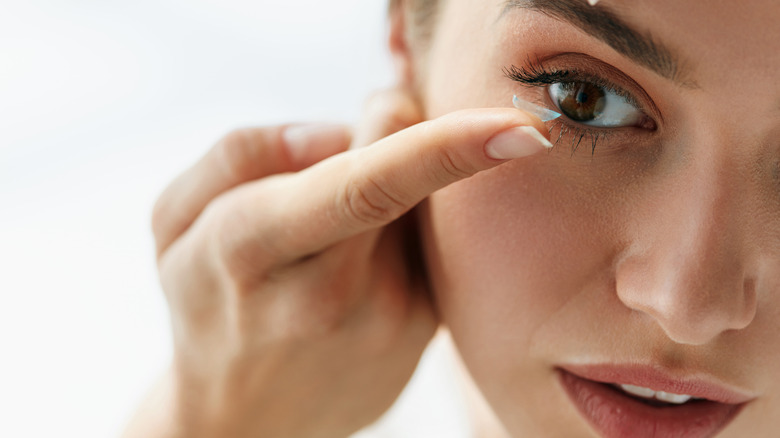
top-left (560, 364), bottom-right (755, 404)
top-left (557, 364), bottom-right (754, 438)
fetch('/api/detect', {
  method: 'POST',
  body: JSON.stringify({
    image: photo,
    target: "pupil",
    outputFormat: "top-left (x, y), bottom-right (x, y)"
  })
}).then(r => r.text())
top-left (557, 82), bottom-right (606, 122)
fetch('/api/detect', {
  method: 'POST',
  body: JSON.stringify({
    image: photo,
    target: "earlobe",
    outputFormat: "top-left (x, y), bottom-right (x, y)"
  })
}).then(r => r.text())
top-left (388, 0), bottom-right (416, 88)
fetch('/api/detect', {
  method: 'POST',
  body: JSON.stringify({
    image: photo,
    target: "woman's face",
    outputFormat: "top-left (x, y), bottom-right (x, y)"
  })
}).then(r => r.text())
top-left (417, 0), bottom-right (780, 436)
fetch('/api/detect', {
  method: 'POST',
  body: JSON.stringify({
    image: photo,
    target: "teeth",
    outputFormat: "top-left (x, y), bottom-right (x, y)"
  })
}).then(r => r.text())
top-left (620, 384), bottom-right (656, 399)
top-left (655, 391), bottom-right (692, 404)
top-left (618, 384), bottom-right (694, 404)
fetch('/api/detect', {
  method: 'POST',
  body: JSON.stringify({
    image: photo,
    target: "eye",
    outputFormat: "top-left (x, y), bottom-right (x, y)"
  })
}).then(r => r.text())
top-left (549, 81), bottom-right (642, 128)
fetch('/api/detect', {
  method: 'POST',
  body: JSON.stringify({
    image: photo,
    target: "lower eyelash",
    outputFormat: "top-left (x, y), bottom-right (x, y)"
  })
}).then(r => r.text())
top-left (547, 119), bottom-right (611, 156)
top-left (505, 57), bottom-right (632, 154)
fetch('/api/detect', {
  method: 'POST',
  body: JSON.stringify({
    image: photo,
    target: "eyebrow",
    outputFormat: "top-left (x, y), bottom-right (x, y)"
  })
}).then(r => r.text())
top-left (503, 0), bottom-right (695, 87)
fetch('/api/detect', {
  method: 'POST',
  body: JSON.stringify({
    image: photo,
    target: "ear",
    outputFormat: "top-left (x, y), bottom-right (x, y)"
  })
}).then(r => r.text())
top-left (388, 0), bottom-right (416, 87)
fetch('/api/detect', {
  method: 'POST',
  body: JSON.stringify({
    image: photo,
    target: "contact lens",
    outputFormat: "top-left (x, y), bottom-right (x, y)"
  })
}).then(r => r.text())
top-left (512, 95), bottom-right (562, 122)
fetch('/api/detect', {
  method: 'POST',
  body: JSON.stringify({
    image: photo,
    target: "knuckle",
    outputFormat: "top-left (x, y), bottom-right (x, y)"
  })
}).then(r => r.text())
top-left (286, 275), bottom-right (361, 339)
top-left (206, 194), bottom-right (274, 288)
top-left (291, 303), bottom-right (348, 339)
top-left (150, 193), bottom-right (172, 243)
top-left (235, 273), bottom-right (358, 343)
top-left (340, 174), bottom-right (406, 226)
top-left (432, 149), bottom-right (476, 183)
top-left (214, 128), bottom-right (263, 182)
top-left (150, 188), bottom-right (191, 255)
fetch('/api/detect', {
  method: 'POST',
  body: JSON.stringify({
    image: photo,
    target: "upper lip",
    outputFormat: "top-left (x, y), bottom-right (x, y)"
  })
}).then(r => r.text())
top-left (558, 363), bottom-right (757, 404)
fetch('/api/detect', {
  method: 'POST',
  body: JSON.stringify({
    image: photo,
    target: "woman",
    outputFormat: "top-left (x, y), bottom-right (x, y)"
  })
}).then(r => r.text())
top-left (124, 0), bottom-right (780, 436)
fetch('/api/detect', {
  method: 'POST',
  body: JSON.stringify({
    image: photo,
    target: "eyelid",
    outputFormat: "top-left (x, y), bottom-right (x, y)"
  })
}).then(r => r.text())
top-left (505, 52), bottom-right (663, 124)
top-left (504, 54), bottom-right (660, 155)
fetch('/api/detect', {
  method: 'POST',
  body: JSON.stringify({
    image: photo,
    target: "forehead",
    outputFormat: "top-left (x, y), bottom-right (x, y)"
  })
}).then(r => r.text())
top-left (608, 0), bottom-right (780, 84)
top-left (451, 1), bottom-right (780, 68)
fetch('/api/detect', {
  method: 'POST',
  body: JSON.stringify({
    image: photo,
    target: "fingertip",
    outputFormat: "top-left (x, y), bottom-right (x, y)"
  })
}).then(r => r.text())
top-left (494, 106), bottom-right (553, 144)
top-left (282, 123), bottom-right (352, 169)
top-left (485, 126), bottom-right (553, 160)
top-left (477, 108), bottom-right (554, 160)
top-left (433, 107), bottom-right (551, 146)
top-left (514, 109), bottom-right (553, 144)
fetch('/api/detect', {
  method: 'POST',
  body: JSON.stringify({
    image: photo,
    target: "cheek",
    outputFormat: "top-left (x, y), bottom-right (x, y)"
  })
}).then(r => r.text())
top-left (419, 158), bottom-right (624, 433)
top-left (421, 158), bottom-right (610, 355)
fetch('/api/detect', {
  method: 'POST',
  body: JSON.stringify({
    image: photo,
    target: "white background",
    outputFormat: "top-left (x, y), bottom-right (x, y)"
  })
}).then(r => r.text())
top-left (0, 1), bottom-right (471, 437)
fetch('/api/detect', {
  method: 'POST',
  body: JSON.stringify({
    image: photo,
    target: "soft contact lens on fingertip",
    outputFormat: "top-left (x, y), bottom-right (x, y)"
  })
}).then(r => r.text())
top-left (513, 95), bottom-right (562, 122)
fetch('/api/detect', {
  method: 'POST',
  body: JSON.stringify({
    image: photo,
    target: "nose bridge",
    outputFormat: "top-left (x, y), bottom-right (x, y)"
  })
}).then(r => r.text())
top-left (672, 147), bottom-right (742, 270)
top-left (616, 136), bottom-right (757, 345)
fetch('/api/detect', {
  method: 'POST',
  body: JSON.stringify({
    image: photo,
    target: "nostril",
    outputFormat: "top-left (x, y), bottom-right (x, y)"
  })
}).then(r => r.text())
top-left (625, 287), bottom-right (756, 346)
top-left (615, 258), bottom-right (758, 346)
top-left (731, 278), bottom-right (757, 331)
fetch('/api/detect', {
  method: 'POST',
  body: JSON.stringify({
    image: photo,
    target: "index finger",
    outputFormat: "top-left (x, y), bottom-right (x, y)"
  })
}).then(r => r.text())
top-left (243, 108), bottom-right (552, 261)
top-left (152, 123), bottom-right (350, 258)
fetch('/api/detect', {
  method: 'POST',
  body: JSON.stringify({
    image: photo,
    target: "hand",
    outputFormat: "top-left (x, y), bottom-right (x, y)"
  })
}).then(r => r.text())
top-left (123, 89), bottom-right (551, 438)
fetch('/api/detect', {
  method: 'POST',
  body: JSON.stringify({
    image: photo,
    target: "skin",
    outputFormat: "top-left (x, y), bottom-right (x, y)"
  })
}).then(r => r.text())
top-left (123, 84), bottom-right (549, 437)
top-left (413, 0), bottom-right (780, 436)
top-left (124, 0), bottom-right (780, 437)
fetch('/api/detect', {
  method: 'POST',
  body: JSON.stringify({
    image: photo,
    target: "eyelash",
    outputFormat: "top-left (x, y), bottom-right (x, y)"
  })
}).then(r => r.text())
top-left (503, 59), bottom-right (643, 154)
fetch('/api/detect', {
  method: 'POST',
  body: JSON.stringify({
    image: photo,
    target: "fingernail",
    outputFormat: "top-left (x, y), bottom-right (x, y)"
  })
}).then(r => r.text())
top-left (485, 126), bottom-right (553, 160)
top-left (283, 123), bottom-right (347, 163)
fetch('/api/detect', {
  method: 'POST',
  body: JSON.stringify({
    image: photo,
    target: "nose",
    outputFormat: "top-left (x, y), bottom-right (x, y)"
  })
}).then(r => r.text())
top-left (615, 150), bottom-right (758, 345)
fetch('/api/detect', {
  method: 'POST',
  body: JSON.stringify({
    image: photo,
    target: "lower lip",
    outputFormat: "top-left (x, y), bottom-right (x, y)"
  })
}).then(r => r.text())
top-left (558, 370), bottom-right (744, 438)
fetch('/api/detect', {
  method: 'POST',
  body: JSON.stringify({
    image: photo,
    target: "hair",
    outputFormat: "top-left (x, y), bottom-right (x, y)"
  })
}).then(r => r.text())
top-left (390, 0), bottom-right (441, 49)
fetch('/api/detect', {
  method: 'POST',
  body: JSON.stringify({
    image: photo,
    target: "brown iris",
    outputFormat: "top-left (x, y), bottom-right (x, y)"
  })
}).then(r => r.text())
top-left (555, 82), bottom-right (606, 122)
